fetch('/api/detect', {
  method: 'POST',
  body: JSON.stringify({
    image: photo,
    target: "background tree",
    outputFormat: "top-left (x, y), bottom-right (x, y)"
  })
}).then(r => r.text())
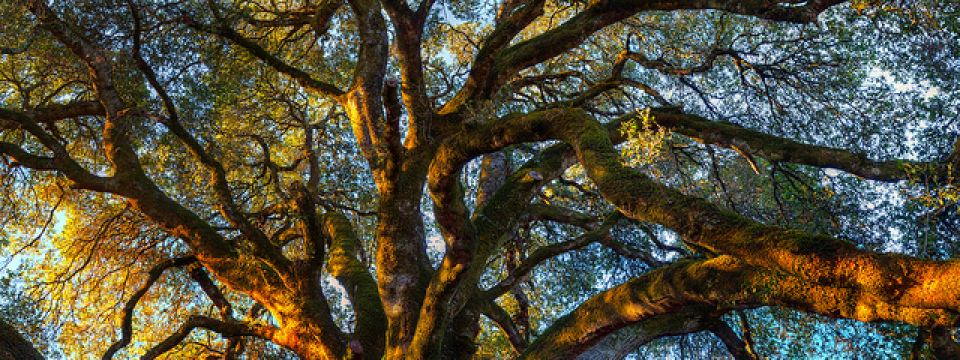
top-left (1, 0), bottom-right (959, 359)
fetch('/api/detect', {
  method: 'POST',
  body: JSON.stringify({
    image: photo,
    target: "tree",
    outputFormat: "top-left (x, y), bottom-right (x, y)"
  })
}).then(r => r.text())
top-left (1, 0), bottom-right (959, 359)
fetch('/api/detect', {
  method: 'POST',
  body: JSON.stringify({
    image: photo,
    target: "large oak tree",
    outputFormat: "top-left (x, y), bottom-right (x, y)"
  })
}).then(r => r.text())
top-left (1, 0), bottom-right (959, 358)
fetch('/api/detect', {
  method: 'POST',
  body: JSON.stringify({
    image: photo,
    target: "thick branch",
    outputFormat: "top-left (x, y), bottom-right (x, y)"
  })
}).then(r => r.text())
top-left (644, 109), bottom-right (947, 183)
top-left (413, 174), bottom-right (477, 358)
top-left (26, 101), bottom-right (105, 127)
top-left (381, 0), bottom-right (436, 138)
top-left (0, 318), bottom-right (44, 360)
top-left (130, 3), bottom-right (285, 266)
top-left (322, 211), bottom-right (387, 360)
top-left (573, 305), bottom-right (718, 360)
top-left (444, 107), bottom-right (960, 326)
top-left (519, 256), bottom-right (959, 359)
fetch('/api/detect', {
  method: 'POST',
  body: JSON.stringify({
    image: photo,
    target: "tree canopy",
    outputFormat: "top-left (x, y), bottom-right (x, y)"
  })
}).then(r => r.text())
top-left (1, 0), bottom-right (959, 359)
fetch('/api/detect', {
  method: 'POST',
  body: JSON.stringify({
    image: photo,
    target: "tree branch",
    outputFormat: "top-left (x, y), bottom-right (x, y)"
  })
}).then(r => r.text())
top-left (0, 108), bottom-right (116, 192)
top-left (479, 298), bottom-right (528, 354)
top-left (184, 21), bottom-right (345, 98)
top-left (708, 318), bottom-right (760, 360)
top-left (446, 0), bottom-right (845, 113)
top-left (140, 315), bottom-right (279, 360)
top-left (485, 212), bottom-right (622, 298)
top-left (322, 211), bottom-right (386, 360)
top-left (0, 318), bottom-right (44, 360)
top-left (103, 256), bottom-right (197, 360)
top-left (643, 108), bottom-right (948, 184)
top-left (520, 256), bottom-right (959, 359)
top-left (128, 0), bottom-right (289, 271)
top-left (573, 305), bottom-right (719, 360)
top-left (440, 106), bottom-right (960, 329)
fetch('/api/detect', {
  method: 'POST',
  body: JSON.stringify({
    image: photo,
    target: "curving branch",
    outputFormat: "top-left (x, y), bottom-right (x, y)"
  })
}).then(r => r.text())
top-left (0, 318), bottom-right (44, 360)
top-left (433, 105), bottom-right (960, 357)
top-left (381, 0), bottom-right (437, 135)
top-left (184, 21), bottom-right (346, 98)
top-left (128, 0), bottom-right (288, 272)
top-left (510, 108), bottom-right (960, 314)
top-left (0, 108), bottom-right (116, 192)
top-left (479, 298), bottom-right (529, 354)
top-left (445, 0), bottom-right (845, 114)
top-left (643, 108), bottom-right (957, 184)
top-left (440, 0), bottom-right (545, 113)
top-left (573, 305), bottom-right (720, 360)
top-left (102, 256), bottom-right (197, 360)
top-left (140, 315), bottom-right (279, 360)
top-left (519, 256), bottom-right (959, 359)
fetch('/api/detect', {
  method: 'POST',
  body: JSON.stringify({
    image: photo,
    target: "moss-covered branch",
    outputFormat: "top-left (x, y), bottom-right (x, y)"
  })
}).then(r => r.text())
top-left (439, 107), bottom-right (960, 331)
top-left (572, 305), bottom-right (719, 360)
top-left (519, 256), bottom-right (959, 359)
top-left (322, 212), bottom-right (387, 359)
top-left (645, 109), bottom-right (952, 184)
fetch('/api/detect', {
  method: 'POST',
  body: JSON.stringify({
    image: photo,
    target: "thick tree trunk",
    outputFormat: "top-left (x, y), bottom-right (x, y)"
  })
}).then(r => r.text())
top-left (0, 319), bottom-right (43, 360)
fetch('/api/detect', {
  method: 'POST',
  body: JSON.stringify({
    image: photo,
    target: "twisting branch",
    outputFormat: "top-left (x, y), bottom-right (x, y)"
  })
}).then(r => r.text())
top-left (642, 108), bottom-right (954, 184)
top-left (440, 0), bottom-right (546, 113)
top-left (184, 20), bottom-right (346, 98)
top-left (0, 108), bottom-right (116, 192)
top-left (140, 315), bottom-right (279, 360)
top-left (321, 211), bottom-right (386, 359)
top-left (102, 256), bottom-right (197, 360)
top-left (479, 298), bottom-right (529, 354)
top-left (381, 0), bottom-right (437, 130)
